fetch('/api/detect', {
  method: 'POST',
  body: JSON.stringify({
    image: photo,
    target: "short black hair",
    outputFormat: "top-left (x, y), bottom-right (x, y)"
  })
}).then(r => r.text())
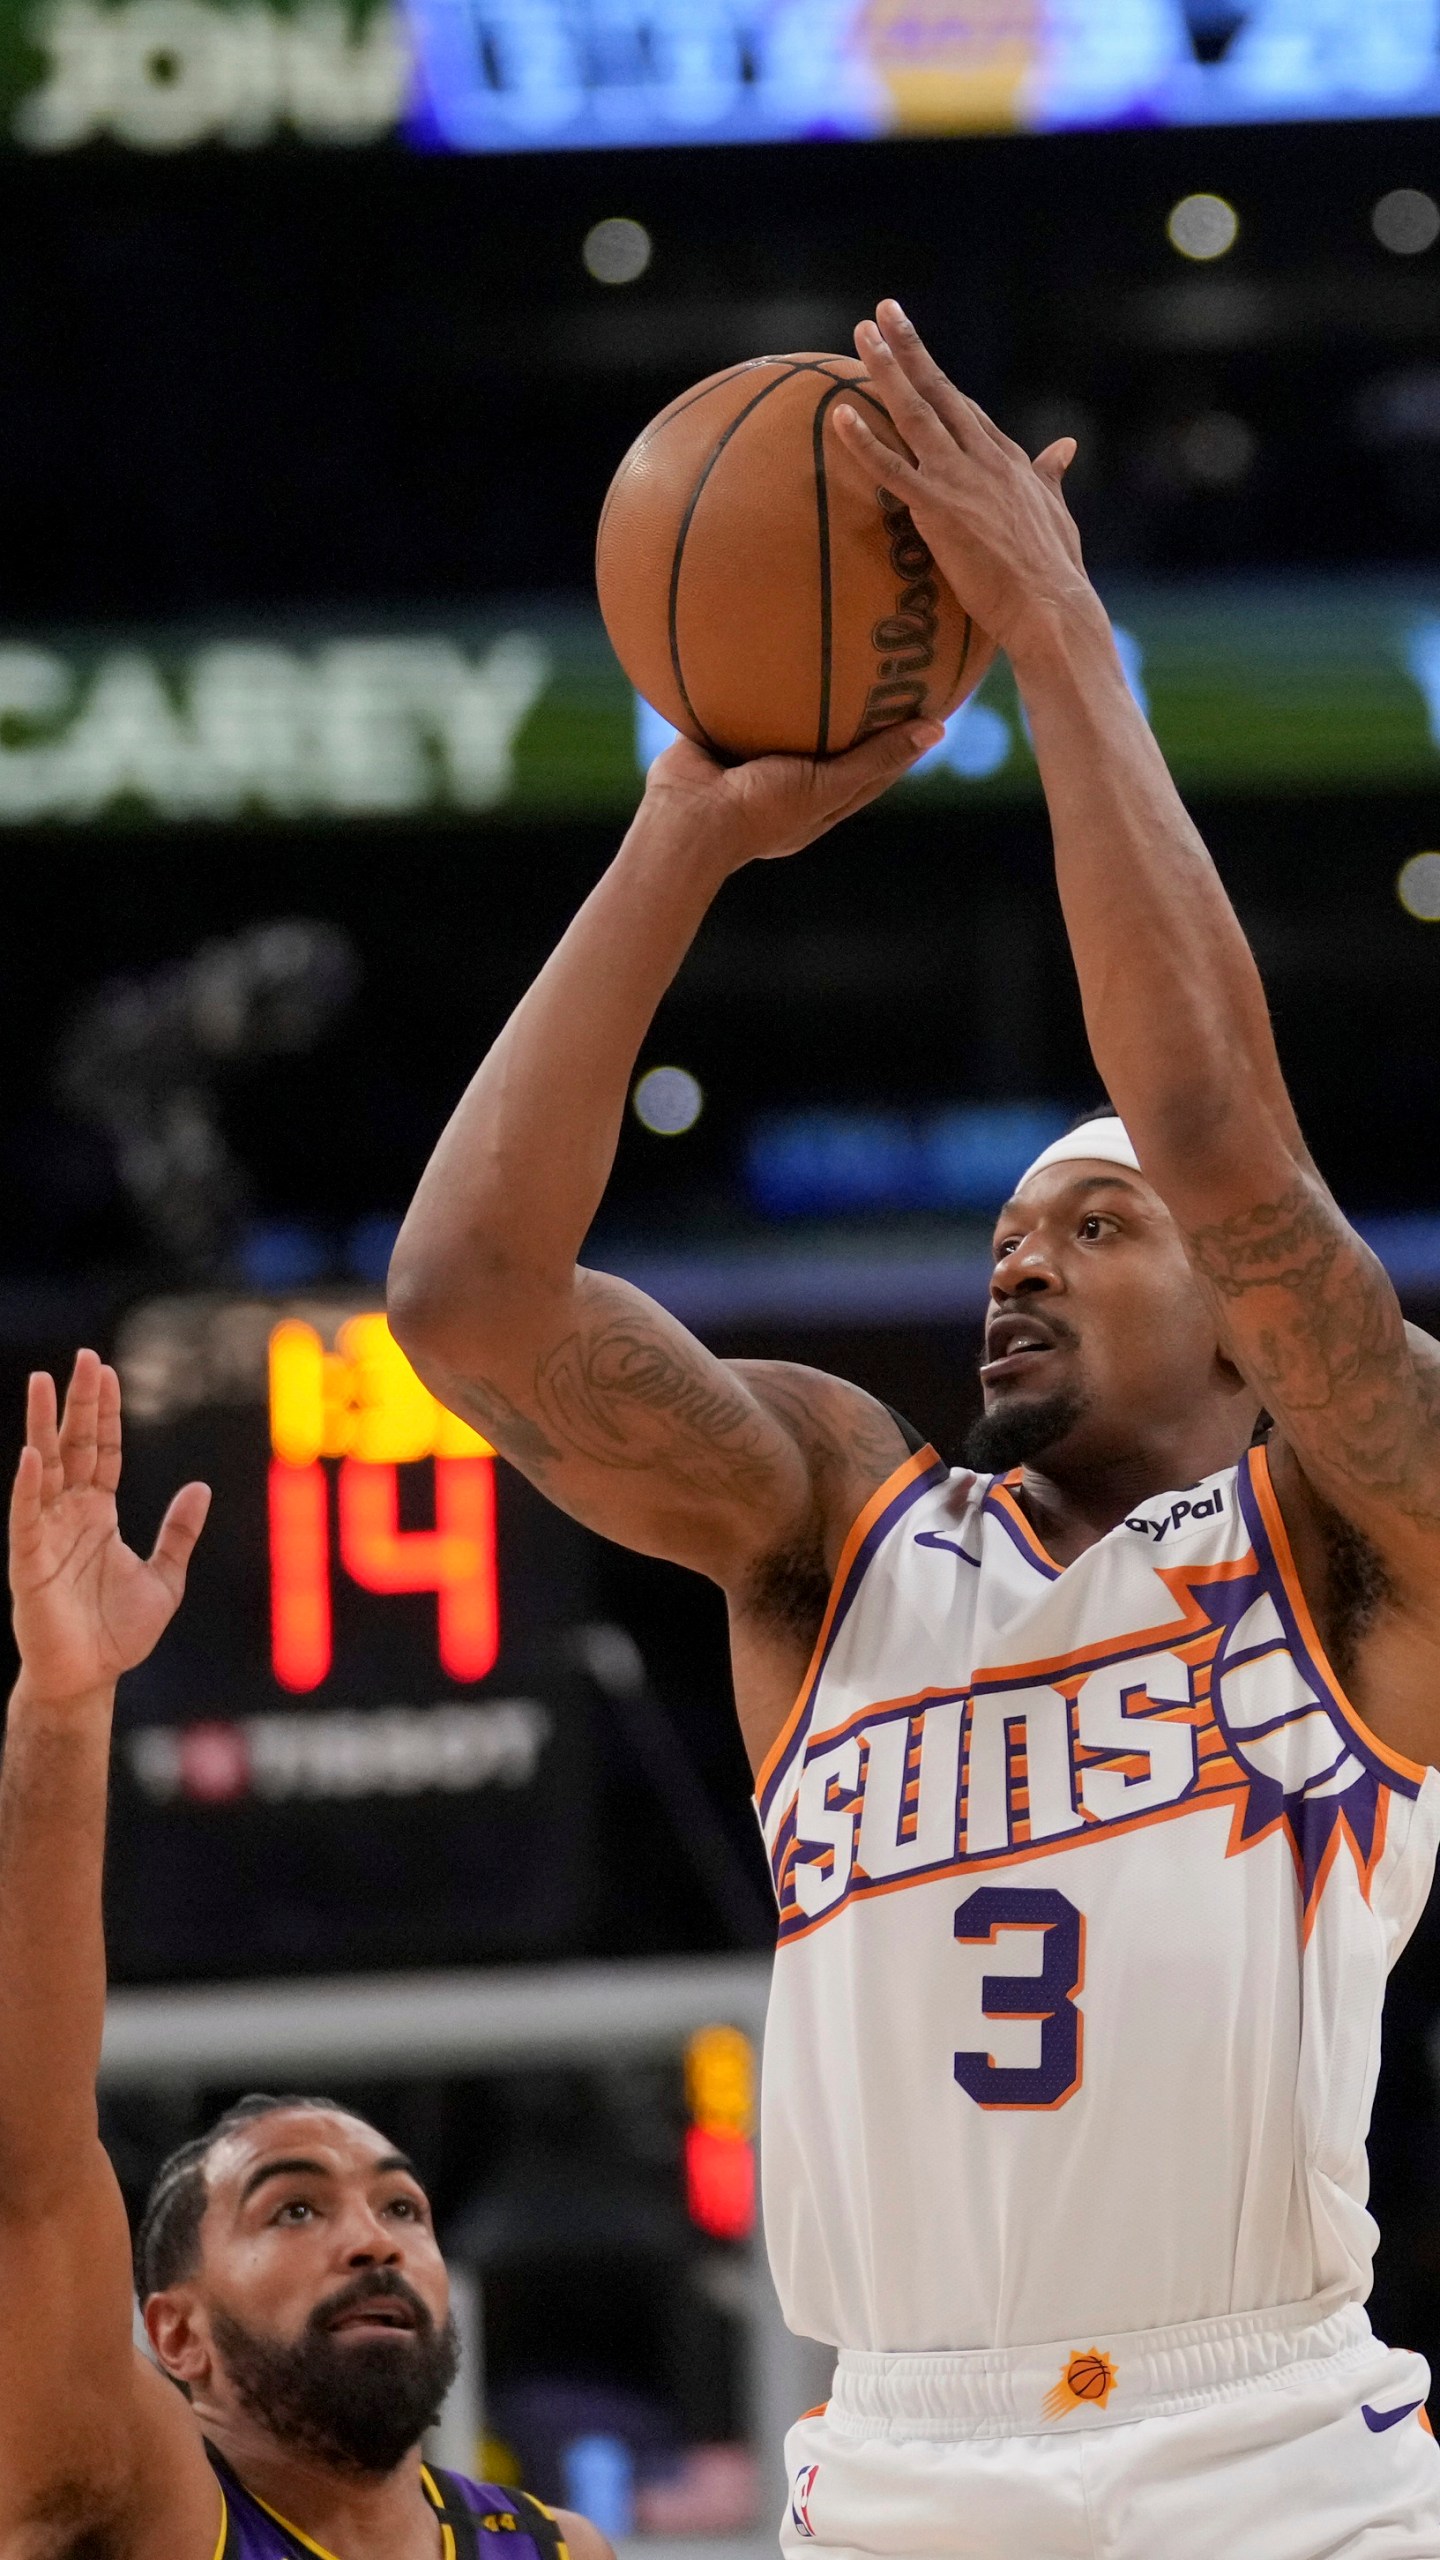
top-left (1068, 1099), bottom-right (1121, 1130)
top-left (133, 2092), bottom-right (349, 2301)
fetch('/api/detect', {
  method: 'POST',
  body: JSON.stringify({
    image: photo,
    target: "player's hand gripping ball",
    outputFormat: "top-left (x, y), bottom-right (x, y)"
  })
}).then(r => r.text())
top-left (596, 354), bottom-right (995, 761)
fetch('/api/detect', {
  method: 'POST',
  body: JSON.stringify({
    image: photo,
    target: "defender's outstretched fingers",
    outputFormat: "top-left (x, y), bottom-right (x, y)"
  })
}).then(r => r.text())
top-left (93, 1363), bottom-right (123, 1499)
top-left (147, 1481), bottom-right (212, 1605)
top-left (9, 1440), bottom-right (44, 1564)
top-left (58, 1348), bottom-right (103, 1493)
top-left (24, 1370), bottom-right (62, 1504)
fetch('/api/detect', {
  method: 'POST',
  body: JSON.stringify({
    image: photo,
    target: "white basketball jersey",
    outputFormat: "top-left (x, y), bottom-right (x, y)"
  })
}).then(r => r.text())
top-left (756, 1443), bottom-right (1440, 2354)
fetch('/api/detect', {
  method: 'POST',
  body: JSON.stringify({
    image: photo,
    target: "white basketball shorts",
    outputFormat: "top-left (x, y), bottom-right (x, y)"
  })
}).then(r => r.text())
top-left (779, 2300), bottom-right (1440, 2560)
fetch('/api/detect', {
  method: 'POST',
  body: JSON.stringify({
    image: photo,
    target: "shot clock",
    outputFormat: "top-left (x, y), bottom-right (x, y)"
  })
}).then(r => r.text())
top-left (105, 1294), bottom-right (600, 1983)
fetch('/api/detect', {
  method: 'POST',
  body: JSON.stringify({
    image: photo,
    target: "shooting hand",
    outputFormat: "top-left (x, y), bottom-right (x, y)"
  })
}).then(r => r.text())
top-left (833, 301), bottom-right (1091, 661)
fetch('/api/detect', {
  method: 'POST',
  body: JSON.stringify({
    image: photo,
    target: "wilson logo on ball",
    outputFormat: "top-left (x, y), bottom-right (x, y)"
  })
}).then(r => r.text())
top-left (858, 485), bottom-right (944, 735)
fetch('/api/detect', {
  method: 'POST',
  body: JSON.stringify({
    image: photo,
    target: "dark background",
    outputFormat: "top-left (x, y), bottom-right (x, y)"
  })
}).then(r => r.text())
top-left (4, 95), bottom-right (1440, 2434)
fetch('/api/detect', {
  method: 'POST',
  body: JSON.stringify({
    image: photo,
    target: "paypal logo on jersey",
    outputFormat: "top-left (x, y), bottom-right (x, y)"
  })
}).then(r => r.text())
top-left (1124, 1486), bottom-right (1226, 1543)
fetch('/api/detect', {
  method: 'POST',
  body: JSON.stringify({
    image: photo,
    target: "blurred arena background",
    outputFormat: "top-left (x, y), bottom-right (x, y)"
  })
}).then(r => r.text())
top-left (2, 0), bottom-right (1440, 2538)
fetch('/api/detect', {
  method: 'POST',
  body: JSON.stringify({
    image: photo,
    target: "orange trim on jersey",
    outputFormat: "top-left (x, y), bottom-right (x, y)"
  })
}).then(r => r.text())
top-left (1248, 1443), bottom-right (1427, 1787)
top-left (990, 1473), bottom-right (1061, 1574)
top-left (799, 2403), bottom-right (829, 2420)
top-left (753, 1444), bottom-right (943, 1806)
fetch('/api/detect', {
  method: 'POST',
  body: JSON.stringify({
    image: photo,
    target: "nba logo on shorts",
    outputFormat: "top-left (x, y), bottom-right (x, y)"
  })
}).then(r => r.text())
top-left (791, 2462), bottom-right (820, 2538)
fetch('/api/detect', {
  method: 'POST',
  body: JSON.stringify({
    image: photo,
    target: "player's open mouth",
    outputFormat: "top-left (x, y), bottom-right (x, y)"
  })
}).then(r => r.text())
top-left (979, 1317), bottom-right (1066, 1385)
top-left (326, 2302), bottom-right (418, 2336)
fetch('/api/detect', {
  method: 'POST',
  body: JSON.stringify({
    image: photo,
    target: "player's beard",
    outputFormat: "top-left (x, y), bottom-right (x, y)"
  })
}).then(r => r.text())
top-left (963, 1384), bottom-right (1087, 1474)
top-left (210, 2271), bottom-right (460, 2475)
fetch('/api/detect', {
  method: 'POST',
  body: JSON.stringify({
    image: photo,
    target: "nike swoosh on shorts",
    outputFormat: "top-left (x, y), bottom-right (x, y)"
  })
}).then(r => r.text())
top-left (1362, 2400), bottom-right (1425, 2433)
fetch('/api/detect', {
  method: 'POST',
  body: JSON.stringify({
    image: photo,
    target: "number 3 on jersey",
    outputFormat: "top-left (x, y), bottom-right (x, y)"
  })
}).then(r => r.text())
top-left (953, 1886), bottom-right (1085, 2110)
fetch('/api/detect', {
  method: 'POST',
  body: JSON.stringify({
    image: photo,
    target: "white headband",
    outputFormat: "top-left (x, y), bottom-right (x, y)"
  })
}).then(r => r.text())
top-left (1017, 1115), bottom-right (1141, 1189)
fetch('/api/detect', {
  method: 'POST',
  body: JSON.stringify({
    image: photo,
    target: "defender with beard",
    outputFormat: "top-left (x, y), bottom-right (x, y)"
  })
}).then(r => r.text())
top-left (387, 302), bottom-right (1440, 2555)
top-left (0, 1351), bottom-right (610, 2560)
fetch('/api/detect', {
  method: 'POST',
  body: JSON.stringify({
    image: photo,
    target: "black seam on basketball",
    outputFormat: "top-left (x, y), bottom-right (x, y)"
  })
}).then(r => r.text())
top-left (667, 368), bottom-right (803, 755)
top-left (644, 359), bottom-right (802, 445)
top-left (811, 379), bottom-right (857, 757)
top-left (642, 360), bottom-right (865, 459)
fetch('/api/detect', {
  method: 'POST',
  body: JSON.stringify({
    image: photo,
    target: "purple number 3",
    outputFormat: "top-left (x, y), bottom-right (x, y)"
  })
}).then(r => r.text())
top-left (953, 1886), bottom-right (1084, 2110)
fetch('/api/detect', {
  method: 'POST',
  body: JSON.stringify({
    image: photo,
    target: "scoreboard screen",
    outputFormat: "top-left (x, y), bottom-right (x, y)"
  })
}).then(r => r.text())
top-left (107, 1294), bottom-right (602, 1984)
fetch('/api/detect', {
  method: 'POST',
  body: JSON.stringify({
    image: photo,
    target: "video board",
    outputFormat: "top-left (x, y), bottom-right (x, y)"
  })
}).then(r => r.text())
top-left (407, 0), bottom-right (1440, 152)
top-left (5, 0), bottom-right (1438, 155)
top-left (0, 581), bottom-right (1434, 825)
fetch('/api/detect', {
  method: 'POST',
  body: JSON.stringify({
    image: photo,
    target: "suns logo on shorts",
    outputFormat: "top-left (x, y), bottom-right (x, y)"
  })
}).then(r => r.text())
top-left (1043, 2347), bottom-right (1118, 2420)
top-left (790, 2462), bottom-right (820, 2538)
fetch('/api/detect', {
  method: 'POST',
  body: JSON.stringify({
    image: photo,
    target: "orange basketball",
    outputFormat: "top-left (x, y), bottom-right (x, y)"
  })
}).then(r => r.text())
top-left (596, 354), bottom-right (994, 762)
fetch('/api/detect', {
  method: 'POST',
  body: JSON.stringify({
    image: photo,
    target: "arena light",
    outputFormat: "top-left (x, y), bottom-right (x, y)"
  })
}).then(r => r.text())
top-left (633, 1065), bottom-right (703, 1135)
top-left (583, 218), bottom-right (652, 284)
top-left (1397, 852), bottom-right (1440, 921)
top-left (1373, 190), bottom-right (1440, 256)
top-left (1166, 193), bottom-right (1239, 262)
top-left (1177, 411), bottom-right (1257, 488)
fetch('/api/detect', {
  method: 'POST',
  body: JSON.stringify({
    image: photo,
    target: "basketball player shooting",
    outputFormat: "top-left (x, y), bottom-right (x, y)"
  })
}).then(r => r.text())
top-left (390, 299), bottom-right (1440, 2555)
top-left (0, 1353), bottom-right (609, 2560)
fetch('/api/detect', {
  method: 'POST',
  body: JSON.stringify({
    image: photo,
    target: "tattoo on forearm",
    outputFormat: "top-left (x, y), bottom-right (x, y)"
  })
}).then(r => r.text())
top-left (1183, 1177), bottom-right (1438, 1519)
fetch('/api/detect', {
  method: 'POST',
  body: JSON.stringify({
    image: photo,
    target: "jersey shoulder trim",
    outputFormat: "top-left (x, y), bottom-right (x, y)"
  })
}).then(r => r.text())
top-left (983, 1472), bottom-right (1061, 1579)
top-left (1242, 1441), bottom-right (1426, 1789)
top-left (755, 1442), bottom-right (949, 1820)
top-left (422, 2471), bottom-right (571, 2560)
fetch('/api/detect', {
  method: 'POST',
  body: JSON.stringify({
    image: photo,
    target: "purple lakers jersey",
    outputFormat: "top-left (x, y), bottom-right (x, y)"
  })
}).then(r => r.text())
top-left (208, 2446), bottom-right (568, 2560)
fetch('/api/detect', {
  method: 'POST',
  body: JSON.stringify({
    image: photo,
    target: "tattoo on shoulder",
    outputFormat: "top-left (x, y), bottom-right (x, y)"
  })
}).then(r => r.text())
top-left (749, 1372), bottom-right (909, 1493)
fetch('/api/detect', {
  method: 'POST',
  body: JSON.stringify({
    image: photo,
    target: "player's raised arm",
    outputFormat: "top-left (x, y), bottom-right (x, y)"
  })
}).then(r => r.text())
top-left (0, 1354), bottom-right (217, 2556)
top-left (833, 304), bottom-right (1440, 1630)
top-left (387, 727), bottom-right (937, 1603)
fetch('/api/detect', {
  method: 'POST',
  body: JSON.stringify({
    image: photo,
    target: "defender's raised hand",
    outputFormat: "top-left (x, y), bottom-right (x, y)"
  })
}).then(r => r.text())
top-left (8, 1350), bottom-right (210, 1705)
top-left (833, 301), bottom-right (1090, 659)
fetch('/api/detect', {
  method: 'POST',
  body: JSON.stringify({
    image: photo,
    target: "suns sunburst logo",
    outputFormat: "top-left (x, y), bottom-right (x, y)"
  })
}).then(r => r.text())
top-left (1044, 2347), bottom-right (1118, 2420)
